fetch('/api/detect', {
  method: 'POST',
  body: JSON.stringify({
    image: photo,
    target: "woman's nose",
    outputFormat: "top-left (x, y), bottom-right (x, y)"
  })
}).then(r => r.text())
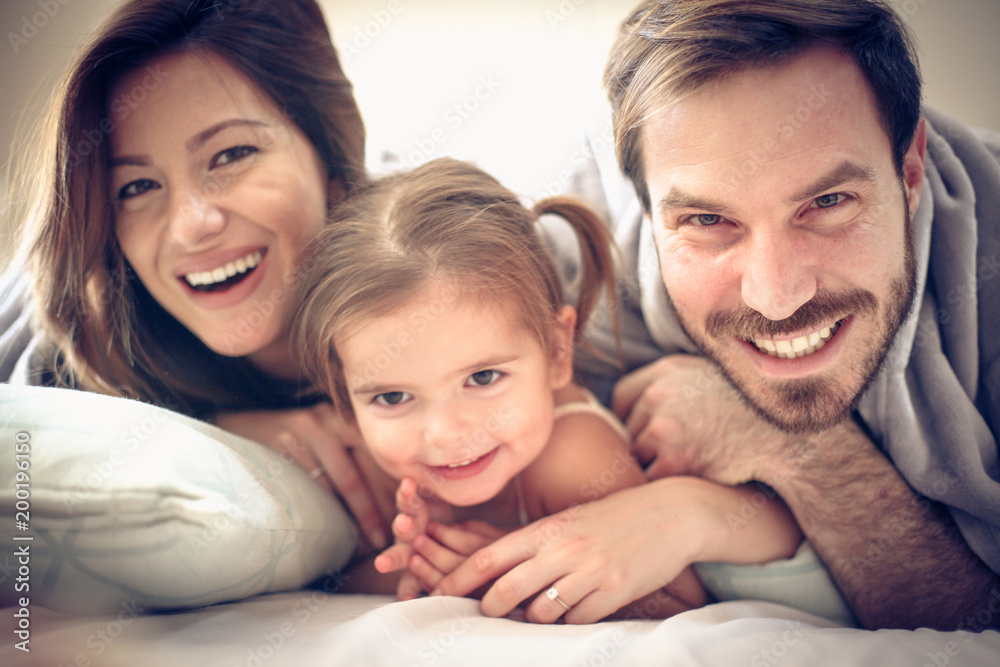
top-left (167, 186), bottom-right (226, 247)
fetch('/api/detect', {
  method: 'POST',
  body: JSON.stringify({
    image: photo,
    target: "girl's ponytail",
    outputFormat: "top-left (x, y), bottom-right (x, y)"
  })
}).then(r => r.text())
top-left (533, 196), bottom-right (621, 364)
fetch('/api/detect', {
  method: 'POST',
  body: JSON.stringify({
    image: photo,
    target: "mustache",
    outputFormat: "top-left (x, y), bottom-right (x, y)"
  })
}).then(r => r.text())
top-left (706, 289), bottom-right (878, 339)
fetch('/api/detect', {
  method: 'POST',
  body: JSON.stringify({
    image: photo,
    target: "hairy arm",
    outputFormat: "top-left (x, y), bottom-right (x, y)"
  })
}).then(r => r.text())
top-left (765, 419), bottom-right (999, 631)
top-left (617, 354), bottom-right (1000, 630)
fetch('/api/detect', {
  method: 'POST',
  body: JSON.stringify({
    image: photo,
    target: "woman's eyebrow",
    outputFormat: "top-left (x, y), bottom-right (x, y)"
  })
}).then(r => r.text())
top-left (184, 118), bottom-right (270, 153)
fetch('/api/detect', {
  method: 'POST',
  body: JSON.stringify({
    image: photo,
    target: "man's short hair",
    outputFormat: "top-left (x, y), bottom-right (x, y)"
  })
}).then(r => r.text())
top-left (604, 0), bottom-right (922, 212)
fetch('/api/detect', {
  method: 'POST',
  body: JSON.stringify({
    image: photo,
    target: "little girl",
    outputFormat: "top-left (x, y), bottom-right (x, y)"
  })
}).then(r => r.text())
top-left (292, 157), bottom-right (803, 620)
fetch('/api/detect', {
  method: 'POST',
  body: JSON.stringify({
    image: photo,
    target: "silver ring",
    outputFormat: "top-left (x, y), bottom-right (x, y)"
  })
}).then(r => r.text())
top-left (308, 466), bottom-right (324, 479)
top-left (546, 586), bottom-right (571, 611)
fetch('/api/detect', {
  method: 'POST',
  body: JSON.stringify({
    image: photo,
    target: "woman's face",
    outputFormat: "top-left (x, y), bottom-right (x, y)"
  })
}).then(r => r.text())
top-left (110, 50), bottom-right (334, 375)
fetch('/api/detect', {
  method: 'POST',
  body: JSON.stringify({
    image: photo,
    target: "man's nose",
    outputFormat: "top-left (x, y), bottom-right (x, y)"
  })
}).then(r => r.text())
top-left (739, 229), bottom-right (817, 322)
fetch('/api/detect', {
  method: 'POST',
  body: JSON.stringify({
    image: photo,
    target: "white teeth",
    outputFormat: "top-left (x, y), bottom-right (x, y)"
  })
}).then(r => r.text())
top-left (752, 321), bottom-right (841, 359)
top-left (446, 457), bottom-right (477, 469)
top-left (184, 250), bottom-right (262, 288)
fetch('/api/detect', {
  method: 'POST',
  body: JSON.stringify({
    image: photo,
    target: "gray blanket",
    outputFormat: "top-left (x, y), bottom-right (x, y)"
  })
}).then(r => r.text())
top-left (569, 107), bottom-right (1000, 573)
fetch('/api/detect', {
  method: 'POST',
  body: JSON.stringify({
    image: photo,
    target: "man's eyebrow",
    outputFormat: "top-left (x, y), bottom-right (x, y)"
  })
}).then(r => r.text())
top-left (655, 160), bottom-right (878, 217)
top-left (657, 189), bottom-right (733, 217)
top-left (786, 161), bottom-right (877, 204)
top-left (184, 118), bottom-right (269, 153)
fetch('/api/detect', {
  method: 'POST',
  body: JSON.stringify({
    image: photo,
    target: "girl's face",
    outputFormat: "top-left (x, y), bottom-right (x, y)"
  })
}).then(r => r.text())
top-left (337, 283), bottom-right (575, 507)
top-left (110, 50), bottom-right (336, 375)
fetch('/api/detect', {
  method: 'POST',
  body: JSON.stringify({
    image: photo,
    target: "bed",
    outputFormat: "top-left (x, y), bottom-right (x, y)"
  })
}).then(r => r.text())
top-left (3, 382), bottom-right (1000, 666)
top-left (6, 593), bottom-right (1000, 666)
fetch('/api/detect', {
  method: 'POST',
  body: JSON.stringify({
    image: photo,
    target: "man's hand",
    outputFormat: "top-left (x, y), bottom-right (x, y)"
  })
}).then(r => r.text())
top-left (613, 354), bottom-right (798, 485)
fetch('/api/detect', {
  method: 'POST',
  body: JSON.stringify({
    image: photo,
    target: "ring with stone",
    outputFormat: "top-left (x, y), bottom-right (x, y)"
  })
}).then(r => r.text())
top-left (546, 586), bottom-right (571, 611)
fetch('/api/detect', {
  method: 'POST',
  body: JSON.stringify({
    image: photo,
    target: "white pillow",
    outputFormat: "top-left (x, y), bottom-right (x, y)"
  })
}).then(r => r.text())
top-left (0, 384), bottom-right (357, 613)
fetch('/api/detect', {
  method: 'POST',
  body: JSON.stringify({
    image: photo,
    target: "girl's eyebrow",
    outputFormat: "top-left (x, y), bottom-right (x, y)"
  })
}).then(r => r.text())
top-left (458, 354), bottom-right (519, 375)
top-left (348, 354), bottom-right (521, 396)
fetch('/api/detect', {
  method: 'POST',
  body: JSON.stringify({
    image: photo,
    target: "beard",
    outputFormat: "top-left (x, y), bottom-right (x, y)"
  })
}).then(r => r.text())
top-left (667, 204), bottom-right (918, 434)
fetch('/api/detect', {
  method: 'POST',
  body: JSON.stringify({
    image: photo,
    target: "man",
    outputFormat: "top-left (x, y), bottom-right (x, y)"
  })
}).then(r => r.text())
top-left (434, 0), bottom-right (1000, 630)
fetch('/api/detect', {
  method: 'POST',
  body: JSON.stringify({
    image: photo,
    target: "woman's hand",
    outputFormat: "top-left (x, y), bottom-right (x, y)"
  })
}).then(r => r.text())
top-left (432, 477), bottom-right (718, 624)
top-left (212, 402), bottom-right (390, 550)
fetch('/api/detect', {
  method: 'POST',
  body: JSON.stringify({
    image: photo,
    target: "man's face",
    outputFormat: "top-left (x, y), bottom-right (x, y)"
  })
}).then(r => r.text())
top-left (641, 45), bottom-right (925, 433)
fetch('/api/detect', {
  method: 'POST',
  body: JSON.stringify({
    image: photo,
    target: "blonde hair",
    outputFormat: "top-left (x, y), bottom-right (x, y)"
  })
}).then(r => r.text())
top-left (294, 157), bottom-right (619, 414)
top-left (11, 0), bottom-right (365, 412)
top-left (604, 0), bottom-right (921, 212)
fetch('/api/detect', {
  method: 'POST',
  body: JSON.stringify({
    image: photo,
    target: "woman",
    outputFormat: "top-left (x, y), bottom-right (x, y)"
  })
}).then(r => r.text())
top-left (1, 0), bottom-right (387, 550)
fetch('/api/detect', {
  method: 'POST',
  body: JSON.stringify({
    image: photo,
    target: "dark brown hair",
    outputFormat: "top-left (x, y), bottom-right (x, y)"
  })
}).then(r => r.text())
top-left (604, 0), bottom-right (922, 212)
top-left (15, 0), bottom-right (365, 407)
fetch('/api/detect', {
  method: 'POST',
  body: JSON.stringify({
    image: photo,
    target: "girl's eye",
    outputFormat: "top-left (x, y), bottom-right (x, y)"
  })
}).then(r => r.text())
top-left (212, 145), bottom-right (257, 168)
top-left (688, 213), bottom-right (723, 227)
top-left (467, 369), bottom-right (502, 387)
top-left (374, 391), bottom-right (410, 407)
top-left (814, 193), bottom-right (847, 208)
top-left (117, 179), bottom-right (159, 200)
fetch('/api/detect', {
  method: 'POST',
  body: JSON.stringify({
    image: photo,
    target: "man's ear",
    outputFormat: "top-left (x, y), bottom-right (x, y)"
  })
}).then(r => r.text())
top-left (549, 306), bottom-right (577, 390)
top-left (902, 117), bottom-right (927, 216)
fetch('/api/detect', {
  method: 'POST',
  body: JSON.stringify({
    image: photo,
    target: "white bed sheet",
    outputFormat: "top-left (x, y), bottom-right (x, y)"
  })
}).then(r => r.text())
top-left (4, 594), bottom-right (1000, 666)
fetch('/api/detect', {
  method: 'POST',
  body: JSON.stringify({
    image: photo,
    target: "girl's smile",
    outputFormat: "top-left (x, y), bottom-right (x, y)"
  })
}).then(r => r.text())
top-left (337, 282), bottom-right (573, 507)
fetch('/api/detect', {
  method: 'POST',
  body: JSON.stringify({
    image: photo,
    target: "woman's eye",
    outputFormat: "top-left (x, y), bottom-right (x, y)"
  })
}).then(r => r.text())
top-left (814, 193), bottom-right (847, 208)
top-left (688, 213), bottom-right (723, 226)
top-left (374, 391), bottom-right (410, 407)
top-left (212, 145), bottom-right (257, 167)
top-left (467, 370), bottom-right (501, 387)
top-left (117, 179), bottom-right (159, 200)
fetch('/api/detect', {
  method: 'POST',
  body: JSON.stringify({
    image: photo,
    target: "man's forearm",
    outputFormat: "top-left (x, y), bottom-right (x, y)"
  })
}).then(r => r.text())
top-left (762, 418), bottom-right (999, 630)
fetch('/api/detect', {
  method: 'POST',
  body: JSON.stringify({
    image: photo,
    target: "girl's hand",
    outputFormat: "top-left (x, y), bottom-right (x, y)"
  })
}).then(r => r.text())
top-left (373, 478), bottom-right (457, 600)
top-left (406, 520), bottom-right (509, 595)
top-left (212, 403), bottom-right (390, 550)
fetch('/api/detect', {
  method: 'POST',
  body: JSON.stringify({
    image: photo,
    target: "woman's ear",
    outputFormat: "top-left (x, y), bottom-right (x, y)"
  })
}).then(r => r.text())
top-left (549, 306), bottom-right (577, 390)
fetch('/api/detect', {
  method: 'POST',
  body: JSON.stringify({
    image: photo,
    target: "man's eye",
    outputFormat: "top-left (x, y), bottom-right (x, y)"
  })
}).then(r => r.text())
top-left (467, 370), bottom-right (501, 387)
top-left (689, 213), bottom-right (722, 226)
top-left (815, 193), bottom-right (847, 208)
top-left (117, 179), bottom-right (159, 200)
top-left (374, 391), bottom-right (410, 406)
top-left (212, 145), bottom-right (257, 167)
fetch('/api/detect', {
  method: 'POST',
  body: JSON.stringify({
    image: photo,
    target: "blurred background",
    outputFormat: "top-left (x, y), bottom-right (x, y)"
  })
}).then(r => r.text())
top-left (1, 0), bottom-right (998, 268)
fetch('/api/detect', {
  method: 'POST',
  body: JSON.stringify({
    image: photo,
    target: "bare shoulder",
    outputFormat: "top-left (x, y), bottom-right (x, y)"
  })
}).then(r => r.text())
top-left (521, 384), bottom-right (646, 518)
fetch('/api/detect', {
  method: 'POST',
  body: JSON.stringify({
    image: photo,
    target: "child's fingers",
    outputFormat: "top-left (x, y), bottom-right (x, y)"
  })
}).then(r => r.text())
top-left (395, 477), bottom-right (424, 514)
top-left (395, 477), bottom-right (431, 536)
top-left (392, 512), bottom-right (418, 542)
top-left (449, 519), bottom-right (509, 541)
top-left (396, 570), bottom-right (424, 602)
top-left (408, 552), bottom-right (447, 592)
top-left (412, 533), bottom-right (467, 575)
top-left (374, 542), bottom-right (412, 573)
top-left (426, 521), bottom-right (502, 556)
